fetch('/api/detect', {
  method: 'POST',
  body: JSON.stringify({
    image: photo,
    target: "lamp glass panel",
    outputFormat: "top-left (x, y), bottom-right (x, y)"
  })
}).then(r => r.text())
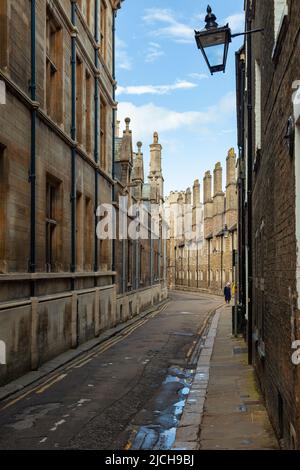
top-left (203, 43), bottom-right (225, 68)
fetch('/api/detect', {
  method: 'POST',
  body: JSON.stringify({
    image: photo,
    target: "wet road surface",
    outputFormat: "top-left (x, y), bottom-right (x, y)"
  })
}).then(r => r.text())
top-left (0, 291), bottom-right (222, 450)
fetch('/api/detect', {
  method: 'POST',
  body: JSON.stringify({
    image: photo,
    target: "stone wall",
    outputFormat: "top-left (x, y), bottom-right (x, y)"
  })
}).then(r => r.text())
top-left (166, 149), bottom-right (238, 297)
top-left (0, 283), bottom-right (167, 386)
top-left (240, 0), bottom-right (300, 449)
top-left (0, 1), bottom-right (168, 388)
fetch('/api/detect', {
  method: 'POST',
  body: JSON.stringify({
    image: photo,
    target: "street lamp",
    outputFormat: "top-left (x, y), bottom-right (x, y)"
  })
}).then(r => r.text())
top-left (195, 5), bottom-right (231, 74)
top-left (195, 5), bottom-right (263, 75)
top-left (223, 224), bottom-right (229, 238)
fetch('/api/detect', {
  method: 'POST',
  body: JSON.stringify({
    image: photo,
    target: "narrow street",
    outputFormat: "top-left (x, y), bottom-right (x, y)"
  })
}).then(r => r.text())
top-left (0, 292), bottom-right (221, 450)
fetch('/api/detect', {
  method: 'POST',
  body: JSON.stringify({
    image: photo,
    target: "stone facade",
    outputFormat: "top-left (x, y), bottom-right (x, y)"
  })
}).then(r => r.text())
top-left (166, 149), bottom-right (238, 296)
top-left (114, 119), bottom-right (167, 298)
top-left (0, 0), bottom-right (167, 387)
top-left (237, 0), bottom-right (300, 449)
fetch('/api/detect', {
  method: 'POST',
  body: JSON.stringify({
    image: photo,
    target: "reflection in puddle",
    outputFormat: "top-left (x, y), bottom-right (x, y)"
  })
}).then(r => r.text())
top-left (131, 366), bottom-right (194, 450)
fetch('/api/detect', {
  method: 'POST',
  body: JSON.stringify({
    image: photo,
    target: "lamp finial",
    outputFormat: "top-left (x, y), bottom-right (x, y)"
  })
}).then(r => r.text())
top-left (205, 5), bottom-right (218, 29)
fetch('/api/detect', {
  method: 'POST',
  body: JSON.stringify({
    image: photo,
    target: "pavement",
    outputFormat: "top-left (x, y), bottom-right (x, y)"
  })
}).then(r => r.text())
top-left (174, 304), bottom-right (279, 450)
top-left (0, 291), bottom-right (222, 450)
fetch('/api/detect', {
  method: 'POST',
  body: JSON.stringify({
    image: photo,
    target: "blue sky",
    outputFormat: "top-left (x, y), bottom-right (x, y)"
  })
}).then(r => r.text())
top-left (116, 0), bottom-right (245, 195)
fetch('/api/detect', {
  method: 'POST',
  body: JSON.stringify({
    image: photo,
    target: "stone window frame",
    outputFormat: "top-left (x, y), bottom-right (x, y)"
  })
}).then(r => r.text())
top-left (254, 60), bottom-right (262, 152)
top-left (0, 143), bottom-right (7, 273)
top-left (45, 4), bottom-right (64, 125)
top-left (0, 0), bottom-right (8, 70)
top-left (77, 0), bottom-right (92, 28)
top-left (127, 239), bottom-right (133, 288)
top-left (139, 244), bottom-right (143, 284)
top-left (45, 174), bottom-right (63, 273)
top-left (76, 191), bottom-right (84, 271)
top-left (85, 68), bottom-right (92, 155)
top-left (272, 0), bottom-right (289, 62)
top-left (100, 95), bottom-right (107, 171)
top-left (76, 55), bottom-right (84, 145)
top-left (84, 195), bottom-right (93, 271)
top-left (100, 0), bottom-right (107, 61)
top-left (75, 191), bottom-right (93, 272)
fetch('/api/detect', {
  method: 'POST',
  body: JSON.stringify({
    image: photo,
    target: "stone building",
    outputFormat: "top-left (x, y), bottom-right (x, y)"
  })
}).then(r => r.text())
top-left (166, 149), bottom-right (238, 295)
top-left (114, 119), bottom-right (167, 303)
top-left (237, 0), bottom-right (300, 449)
top-left (0, 0), bottom-right (166, 386)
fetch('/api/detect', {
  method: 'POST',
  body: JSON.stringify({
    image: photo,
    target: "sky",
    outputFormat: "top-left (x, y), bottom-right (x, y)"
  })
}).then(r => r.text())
top-left (115, 0), bottom-right (245, 195)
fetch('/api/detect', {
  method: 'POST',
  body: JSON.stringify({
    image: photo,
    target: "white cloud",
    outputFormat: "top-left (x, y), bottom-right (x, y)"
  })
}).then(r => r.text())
top-left (116, 80), bottom-right (197, 96)
top-left (189, 73), bottom-right (209, 81)
top-left (117, 92), bottom-right (236, 144)
top-left (224, 13), bottom-right (245, 33)
top-left (143, 8), bottom-right (194, 44)
top-left (116, 36), bottom-right (132, 71)
top-left (219, 129), bottom-right (235, 135)
top-left (145, 42), bottom-right (165, 63)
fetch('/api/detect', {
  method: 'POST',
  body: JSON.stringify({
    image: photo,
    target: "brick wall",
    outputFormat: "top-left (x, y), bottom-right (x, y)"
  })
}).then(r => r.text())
top-left (246, 0), bottom-right (300, 449)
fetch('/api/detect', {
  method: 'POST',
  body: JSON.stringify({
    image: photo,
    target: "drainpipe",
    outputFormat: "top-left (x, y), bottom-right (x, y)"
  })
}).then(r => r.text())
top-left (221, 236), bottom-right (224, 290)
top-left (174, 246), bottom-right (177, 287)
top-left (122, 239), bottom-right (126, 293)
top-left (236, 50), bottom-right (246, 312)
top-left (94, 0), bottom-right (99, 274)
top-left (208, 239), bottom-right (211, 288)
top-left (29, 0), bottom-right (36, 280)
top-left (188, 245), bottom-right (190, 287)
top-left (181, 251), bottom-right (183, 286)
top-left (197, 243), bottom-right (199, 288)
top-left (149, 228), bottom-right (153, 286)
top-left (112, 10), bottom-right (116, 273)
top-left (135, 239), bottom-right (139, 290)
top-left (158, 223), bottom-right (161, 283)
top-left (246, 3), bottom-right (253, 364)
top-left (71, 1), bottom-right (77, 280)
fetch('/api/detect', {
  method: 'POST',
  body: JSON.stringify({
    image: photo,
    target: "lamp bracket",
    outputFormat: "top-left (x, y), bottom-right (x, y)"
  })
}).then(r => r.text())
top-left (231, 28), bottom-right (264, 39)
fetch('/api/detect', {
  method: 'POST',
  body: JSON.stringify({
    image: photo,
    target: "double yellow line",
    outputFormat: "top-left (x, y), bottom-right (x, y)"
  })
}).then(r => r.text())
top-left (0, 302), bottom-right (169, 412)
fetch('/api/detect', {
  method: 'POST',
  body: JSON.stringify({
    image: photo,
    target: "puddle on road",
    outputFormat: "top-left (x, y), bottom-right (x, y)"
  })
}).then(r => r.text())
top-left (131, 366), bottom-right (194, 450)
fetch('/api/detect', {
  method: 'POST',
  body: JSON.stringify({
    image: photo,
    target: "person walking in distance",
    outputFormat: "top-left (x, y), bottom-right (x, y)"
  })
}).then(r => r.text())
top-left (224, 282), bottom-right (232, 304)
